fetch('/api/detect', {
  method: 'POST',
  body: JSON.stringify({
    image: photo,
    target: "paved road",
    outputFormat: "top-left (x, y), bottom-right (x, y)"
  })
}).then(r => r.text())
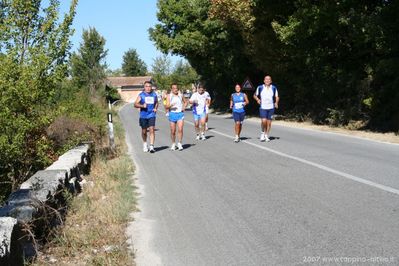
top-left (121, 104), bottom-right (399, 266)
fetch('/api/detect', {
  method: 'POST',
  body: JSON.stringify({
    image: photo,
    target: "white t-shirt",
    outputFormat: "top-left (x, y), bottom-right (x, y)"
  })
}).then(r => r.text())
top-left (190, 92), bottom-right (208, 115)
top-left (169, 93), bottom-right (183, 113)
top-left (256, 85), bottom-right (278, 110)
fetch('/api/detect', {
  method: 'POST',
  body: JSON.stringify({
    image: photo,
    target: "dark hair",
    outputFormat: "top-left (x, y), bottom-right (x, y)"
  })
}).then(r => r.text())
top-left (171, 83), bottom-right (178, 88)
top-left (235, 83), bottom-right (241, 87)
top-left (144, 81), bottom-right (152, 86)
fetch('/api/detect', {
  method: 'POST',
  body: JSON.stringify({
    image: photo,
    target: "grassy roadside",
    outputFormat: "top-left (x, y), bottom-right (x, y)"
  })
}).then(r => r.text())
top-left (33, 110), bottom-right (137, 265)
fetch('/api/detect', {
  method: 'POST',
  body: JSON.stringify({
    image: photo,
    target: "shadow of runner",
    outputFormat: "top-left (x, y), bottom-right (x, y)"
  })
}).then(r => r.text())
top-left (269, 136), bottom-right (280, 141)
top-left (182, 144), bottom-right (195, 149)
top-left (154, 146), bottom-right (169, 152)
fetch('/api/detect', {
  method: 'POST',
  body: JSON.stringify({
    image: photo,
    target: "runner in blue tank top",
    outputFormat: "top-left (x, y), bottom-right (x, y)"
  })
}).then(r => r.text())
top-left (230, 84), bottom-right (249, 142)
top-left (134, 81), bottom-right (158, 153)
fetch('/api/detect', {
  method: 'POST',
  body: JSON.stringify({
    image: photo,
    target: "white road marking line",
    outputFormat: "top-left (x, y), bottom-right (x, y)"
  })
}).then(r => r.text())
top-left (201, 122), bottom-right (399, 196)
top-left (150, 109), bottom-right (399, 196)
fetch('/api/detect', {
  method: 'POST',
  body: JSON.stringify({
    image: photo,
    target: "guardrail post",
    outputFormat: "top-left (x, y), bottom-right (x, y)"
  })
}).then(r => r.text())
top-left (107, 112), bottom-right (115, 150)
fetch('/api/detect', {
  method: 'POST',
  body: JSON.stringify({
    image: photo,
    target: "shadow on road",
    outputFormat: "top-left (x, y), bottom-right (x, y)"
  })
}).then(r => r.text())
top-left (269, 136), bottom-right (280, 141)
top-left (154, 146), bottom-right (169, 152)
top-left (182, 144), bottom-right (195, 149)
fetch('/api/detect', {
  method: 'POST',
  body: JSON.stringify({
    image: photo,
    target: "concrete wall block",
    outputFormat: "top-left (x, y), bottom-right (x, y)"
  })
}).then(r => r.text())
top-left (20, 170), bottom-right (67, 202)
top-left (0, 217), bottom-right (17, 257)
top-left (0, 217), bottom-right (24, 266)
top-left (46, 144), bottom-right (90, 177)
top-left (0, 144), bottom-right (92, 264)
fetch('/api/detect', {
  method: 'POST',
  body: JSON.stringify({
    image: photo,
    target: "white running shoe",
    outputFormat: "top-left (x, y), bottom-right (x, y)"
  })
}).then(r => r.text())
top-left (260, 133), bottom-right (266, 142)
top-left (143, 143), bottom-right (149, 152)
top-left (177, 142), bottom-right (183, 151)
top-left (170, 143), bottom-right (176, 151)
top-left (265, 135), bottom-right (270, 142)
top-left (234, 136), bottom-right (240, 143)
top-left (201, 134), bottom-right (206, 141)
top-left (149, 145), bottom-right (155, 153)
top-left (195, 135), bottom-right (200, 141)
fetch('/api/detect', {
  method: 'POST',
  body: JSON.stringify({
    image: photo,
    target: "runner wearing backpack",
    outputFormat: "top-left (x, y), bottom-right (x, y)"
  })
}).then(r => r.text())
top-left (253, 75), bottom-right (280, 142)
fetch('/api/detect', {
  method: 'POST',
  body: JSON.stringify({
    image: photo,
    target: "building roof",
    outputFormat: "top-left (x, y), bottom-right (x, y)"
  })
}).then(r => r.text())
top-left (106, 76), bottom-right (153, 87)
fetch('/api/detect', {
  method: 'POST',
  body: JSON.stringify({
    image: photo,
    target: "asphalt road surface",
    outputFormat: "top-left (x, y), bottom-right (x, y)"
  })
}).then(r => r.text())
top-left (121, 104), bottom-right (399, 266)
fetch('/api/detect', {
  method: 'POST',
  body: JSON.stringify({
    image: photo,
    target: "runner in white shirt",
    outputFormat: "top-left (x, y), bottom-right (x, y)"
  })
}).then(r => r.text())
top-left (189, 85), bottom-right (210, 140)
top-left (165, 84), bottom-right (187, 150)
top-left (253, 75), bottom-right (280, 142)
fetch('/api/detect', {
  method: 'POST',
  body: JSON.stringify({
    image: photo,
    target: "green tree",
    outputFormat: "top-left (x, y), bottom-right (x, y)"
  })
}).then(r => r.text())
top-left (170, 60), bottom-right (199, 89)
top-left (151, 54), bottom-right (172, 91)
top-left (106, 68), bottom-right (123, 77)
top-left (0, 0), bottom-right (77, 199)
top-left (70, 27), bottom-right (108, 96)
top-left (122, 48), bottom-right (147, 76)
top-left (369, 1), bottom-right (399, 131)
top-left (150, 0), bottom-right (254, 106)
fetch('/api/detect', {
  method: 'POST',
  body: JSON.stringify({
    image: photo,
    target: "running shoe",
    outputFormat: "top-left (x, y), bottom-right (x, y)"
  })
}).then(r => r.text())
top-left (195, 135), bottom-right (200, 141)
top-left (143, 143), bottom-right (149, 152)
top-left (234, 136), bottom-right (240, 143)
top-left (265, 135), bottom-right (271, 142)
top-left (149, 145), bottom-right (155, 153)
top-left (177, 143), bottom-right (183, 151)
top-left (201, 134), bottom-right (206, 141)
top-left (260, 133), bottom-right (266, 142)
top-left (170, 143), bottom-right (176, 151)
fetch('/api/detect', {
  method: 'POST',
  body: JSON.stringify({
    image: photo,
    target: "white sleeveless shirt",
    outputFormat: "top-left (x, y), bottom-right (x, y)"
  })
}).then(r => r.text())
top-left (169, 93), bottom-right (183, 113)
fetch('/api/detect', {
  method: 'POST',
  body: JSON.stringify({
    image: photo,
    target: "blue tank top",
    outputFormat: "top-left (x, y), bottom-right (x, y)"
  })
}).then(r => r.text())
top-left (138, 91), bottom-right (158, 119)
top-left (232, 93), bottom-right (245, 113)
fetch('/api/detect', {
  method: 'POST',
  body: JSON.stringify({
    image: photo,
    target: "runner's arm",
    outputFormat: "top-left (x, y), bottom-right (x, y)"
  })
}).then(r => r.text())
top-left (244, 93), bottom-right (250, 106)
top-left (153, 96), bottom-right (159, 112)
top-left (275, 90), bottom-right (280, 109)
top-left (253, 89), bottom-right (261, 105)
top-left (134, 95), bottom-right (145, 108)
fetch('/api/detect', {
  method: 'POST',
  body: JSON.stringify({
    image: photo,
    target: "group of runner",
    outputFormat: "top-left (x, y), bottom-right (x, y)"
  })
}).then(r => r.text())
top-left (134, 75), bottom-right (279, 153)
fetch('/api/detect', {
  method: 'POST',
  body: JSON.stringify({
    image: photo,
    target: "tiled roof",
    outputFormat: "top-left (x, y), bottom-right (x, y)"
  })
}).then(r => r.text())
top-left (106, 76), bottom-right (153, 87)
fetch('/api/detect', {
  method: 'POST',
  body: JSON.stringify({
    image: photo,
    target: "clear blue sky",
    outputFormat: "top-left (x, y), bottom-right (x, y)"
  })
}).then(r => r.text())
top-left (60, 0), bottom-right (181, 71)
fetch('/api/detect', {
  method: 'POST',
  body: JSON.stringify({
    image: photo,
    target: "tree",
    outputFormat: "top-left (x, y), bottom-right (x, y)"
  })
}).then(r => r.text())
top-left (70, 27), bottom-right (108, 96)
top-left (106, 68), bottom-right (123, 77)
top-left (151, 54), bottom-right (172, 91)
top-left (0, 0), bottom-right (77, 198)
top-left (122, 48), bottom-right (147, 76)
top-left (170, 60), bottom-right (199, 89)
top-left (150, 0), bottom-right (255, 106)
top-left (151, 0), bottom-right (399, 130)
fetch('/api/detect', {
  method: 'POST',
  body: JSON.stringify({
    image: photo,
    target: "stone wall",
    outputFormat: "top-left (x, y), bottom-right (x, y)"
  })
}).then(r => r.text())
top-left (0, 144), bottom-right (92, 265)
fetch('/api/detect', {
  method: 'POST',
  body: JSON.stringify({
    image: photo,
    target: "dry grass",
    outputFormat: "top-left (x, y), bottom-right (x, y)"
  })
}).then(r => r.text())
top-left (33, 114), bottom-right (137, 266)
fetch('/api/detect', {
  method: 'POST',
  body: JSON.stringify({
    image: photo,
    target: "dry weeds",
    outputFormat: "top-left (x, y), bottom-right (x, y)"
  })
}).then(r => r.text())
top-left (33, 115), bottom-right (137, 266)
